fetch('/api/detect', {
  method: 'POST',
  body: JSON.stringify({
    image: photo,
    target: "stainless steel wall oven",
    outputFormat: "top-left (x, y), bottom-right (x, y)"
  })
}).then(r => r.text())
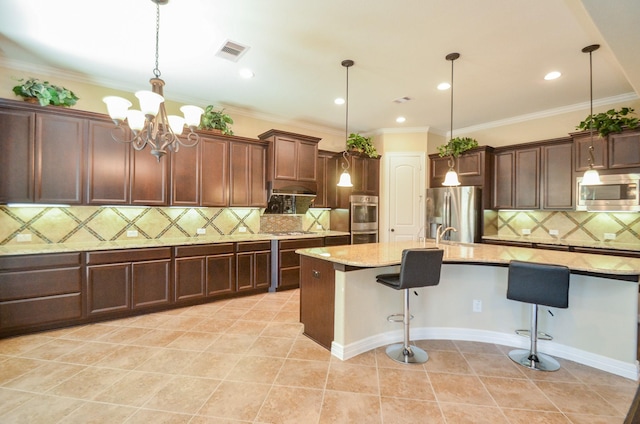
top-left (350, 195), bottom-right (378, 244)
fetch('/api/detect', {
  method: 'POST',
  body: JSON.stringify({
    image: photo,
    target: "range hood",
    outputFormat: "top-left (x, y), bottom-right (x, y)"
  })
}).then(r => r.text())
top-left (265, 181), bottom-right (316, 214)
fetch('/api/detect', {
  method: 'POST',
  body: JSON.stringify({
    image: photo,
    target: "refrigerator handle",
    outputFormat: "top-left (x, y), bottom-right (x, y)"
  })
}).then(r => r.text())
top-left (444, 190), bottom-right (450, 228)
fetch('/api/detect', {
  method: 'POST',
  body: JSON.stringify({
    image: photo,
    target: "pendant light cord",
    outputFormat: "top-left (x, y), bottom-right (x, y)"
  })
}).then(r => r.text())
top-left (582, 44), bottom-right (600, 169)
top-left (446, 53), bottom-right (460, 169)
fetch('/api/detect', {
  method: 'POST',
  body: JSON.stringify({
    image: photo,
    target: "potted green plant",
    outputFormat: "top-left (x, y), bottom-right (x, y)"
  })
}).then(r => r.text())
top-left (346, 133), bottom-right (378, 158)
top-left (199, 105), bottom-right (234, 135)
top-left (437, 136), bottom-right (478, 158)
top-left (12, 77), bottom-right (79, 107)
top-left (576, 107), bottom-right (639, 138)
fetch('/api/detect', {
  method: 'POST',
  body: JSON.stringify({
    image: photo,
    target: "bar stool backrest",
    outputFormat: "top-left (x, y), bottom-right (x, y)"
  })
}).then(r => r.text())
top-left (397, 248), bottom-right (444, 290)
top-left (507, 260), bottom-right (570, 308)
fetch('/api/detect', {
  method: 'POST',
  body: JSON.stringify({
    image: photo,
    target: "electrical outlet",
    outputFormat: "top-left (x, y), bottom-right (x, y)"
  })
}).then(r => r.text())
top-left (196, 228), bottom-right (206, 235)
top-left (126, 230), bottom-right (138, 238)
top-left (521, 229), bottom-right (531, 235)
top-left (604, 233), bottom-right (616, 240)
top-left (549, 229), bottom-right (559, 236)
top-left (316, 224), bottom-right (323, 230)
top-left (16, 234), bottom-right (32, 242)
top-left (238, 226), bottom-right (247, 233)
top-left (473, 299), bottom-right (482, 312)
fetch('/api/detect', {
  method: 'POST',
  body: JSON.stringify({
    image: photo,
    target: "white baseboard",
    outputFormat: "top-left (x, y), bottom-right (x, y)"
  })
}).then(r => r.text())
top-left (331, 326), bottom-right (639, 381)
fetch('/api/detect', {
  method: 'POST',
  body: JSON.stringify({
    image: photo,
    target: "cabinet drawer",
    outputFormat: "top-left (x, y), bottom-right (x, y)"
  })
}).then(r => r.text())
top-left (86, 247), bottom-right (171, 265)
top-left (175, 243), bottom-right (235, 258)
top-left (324, 235), bottom-right (351, 246)
top-left (0, 293), bottom-right (82, 329)
top-left (0, 253), bottom-right (81, 271)
top-left (237, 241), bottom-right (271, 252)
top-left (0, 267), bottom-right (81, 301)
top-left (279, 238), bottom-right (323, 250)
top-left (279, 267), bottom-right (301, 289)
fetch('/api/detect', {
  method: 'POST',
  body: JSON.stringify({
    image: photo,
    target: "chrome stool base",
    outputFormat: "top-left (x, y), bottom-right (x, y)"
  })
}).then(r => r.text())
top-left (508, 349), bottom-right (560, 372)
top-left (386, 343), bottom-right (428, 364)
top-left (515, 329), bottom-right (552, 341)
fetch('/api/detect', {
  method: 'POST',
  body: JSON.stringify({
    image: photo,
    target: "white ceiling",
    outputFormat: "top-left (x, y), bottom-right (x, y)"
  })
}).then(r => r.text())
top-left (0, 0), bottom-right (639, 137)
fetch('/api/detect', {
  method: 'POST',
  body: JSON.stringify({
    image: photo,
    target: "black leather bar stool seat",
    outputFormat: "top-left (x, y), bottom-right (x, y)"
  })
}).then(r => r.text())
top-left (506, 260), bottom-right (570, 371)
top-left (376, 248), bottom-right (444, 364)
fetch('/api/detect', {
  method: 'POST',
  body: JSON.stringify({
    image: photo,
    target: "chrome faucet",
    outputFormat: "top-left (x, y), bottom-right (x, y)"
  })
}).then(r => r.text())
top-left (436, 224), bottom-right (458, 246)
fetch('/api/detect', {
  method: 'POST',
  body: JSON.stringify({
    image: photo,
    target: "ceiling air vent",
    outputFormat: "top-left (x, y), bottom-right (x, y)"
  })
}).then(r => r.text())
top-left (393, 96), bottom-right (412, 104)
top-left (215, 40), bottom-right (250, 62)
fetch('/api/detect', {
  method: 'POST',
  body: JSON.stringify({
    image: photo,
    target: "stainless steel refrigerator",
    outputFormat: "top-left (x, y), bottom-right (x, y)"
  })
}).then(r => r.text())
top-left (425, 186), bottom-right (482, 243)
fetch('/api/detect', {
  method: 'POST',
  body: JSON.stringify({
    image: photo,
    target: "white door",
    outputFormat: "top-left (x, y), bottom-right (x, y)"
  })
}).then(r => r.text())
top-left (386, 153), bottom-right (425, 242)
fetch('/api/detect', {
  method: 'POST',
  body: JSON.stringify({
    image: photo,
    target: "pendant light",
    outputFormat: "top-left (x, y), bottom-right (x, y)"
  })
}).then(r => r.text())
top-left (581, 44), bottom-right (602, 185)
top-left (337, 59), bottom-right (354, 188)
top-left (102, 0), bottom-right (203, 162)
top-left (442, 52), bottom-right (461, 187)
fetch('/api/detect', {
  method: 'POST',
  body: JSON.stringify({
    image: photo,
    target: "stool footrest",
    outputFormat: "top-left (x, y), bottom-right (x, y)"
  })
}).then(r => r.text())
top-left (387, 313), bottom-right (413, 323)
top-left (515, 329), bottom-right (553, 341)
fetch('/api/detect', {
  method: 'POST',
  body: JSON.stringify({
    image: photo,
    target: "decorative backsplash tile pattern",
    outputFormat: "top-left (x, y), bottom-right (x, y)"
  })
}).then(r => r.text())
top-left (497, 210), bottom-right (640, 244)
top-left (0, 206), bottom-right (332, 246)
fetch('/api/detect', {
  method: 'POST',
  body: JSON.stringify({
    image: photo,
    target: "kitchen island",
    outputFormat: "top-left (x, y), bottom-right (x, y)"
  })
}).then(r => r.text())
top-left (296, 240), bottom-right (640, 380)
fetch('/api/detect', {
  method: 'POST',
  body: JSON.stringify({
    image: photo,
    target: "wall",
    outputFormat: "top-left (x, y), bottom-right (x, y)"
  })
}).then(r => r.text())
top-left (0, 205), bottom-right (331, 247)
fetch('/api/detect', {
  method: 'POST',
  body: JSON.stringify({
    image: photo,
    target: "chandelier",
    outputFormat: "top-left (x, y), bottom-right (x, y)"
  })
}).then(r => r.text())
top-left (337, 59), bottom-right (354, 188)
top-left (442, 52), bottom-right (461, 187)
top-left (581, 44), bottom-right (602, 185)
top-left (102, 0), bottom-right (203, 162)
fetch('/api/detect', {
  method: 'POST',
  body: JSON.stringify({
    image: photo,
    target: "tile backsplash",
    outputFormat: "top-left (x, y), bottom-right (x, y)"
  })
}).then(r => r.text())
top-left (496, 210), bottom-right (640, 244)
top-left (0, 206), bottom-right (331, 246)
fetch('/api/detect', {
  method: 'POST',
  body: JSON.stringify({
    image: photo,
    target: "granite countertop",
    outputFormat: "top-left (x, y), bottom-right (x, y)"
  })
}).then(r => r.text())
top-left (482, 235), bottom-right (640, 252)
top-left (296, 240), bottom-right (640, 277)
top-left (0, 231), bottom-right (350, 257)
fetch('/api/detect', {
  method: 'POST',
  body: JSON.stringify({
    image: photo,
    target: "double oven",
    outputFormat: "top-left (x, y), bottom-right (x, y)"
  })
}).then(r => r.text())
top-left (350, 195), bottom-right (379, 244)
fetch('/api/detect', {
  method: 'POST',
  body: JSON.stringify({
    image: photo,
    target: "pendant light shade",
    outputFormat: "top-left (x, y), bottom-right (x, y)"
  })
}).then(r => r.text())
top-left (442, 52), bottom-right (461, 187)
top-left (337, 59), bottom-right (354, 188)
top-left (581, 44), bottom-right (601, 185)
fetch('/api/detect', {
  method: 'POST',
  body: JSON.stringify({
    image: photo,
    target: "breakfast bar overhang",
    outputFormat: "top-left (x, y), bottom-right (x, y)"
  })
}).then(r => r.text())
top-left (296, 241), bottom-right (640, 380)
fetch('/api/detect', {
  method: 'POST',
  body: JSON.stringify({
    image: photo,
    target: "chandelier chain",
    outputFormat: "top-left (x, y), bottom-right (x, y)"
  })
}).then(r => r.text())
top-left (153, 1), bottom-right (161, 78)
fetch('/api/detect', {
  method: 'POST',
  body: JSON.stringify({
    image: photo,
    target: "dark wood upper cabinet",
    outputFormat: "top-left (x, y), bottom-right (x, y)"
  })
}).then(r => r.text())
top-left (542, 140), bottom-right (573, 210)
top-left (130, 146), bottom-right (169, 206)
top-left (430, 146), bottom-right (493, 209)
top-left (573, 133), bottom-right (607, 172)
top-left (608, 130), bottom-right (640, 169)
top-left (259, 129), bottom-right (320, 191)
top-left (350, 154), bottom-right (380, 196)
top-left (315, 150), bottom-right (339, 208)
top-left (170, 137), bottom-right (200, 206)
top-left (229, 140), bottom-right (267, 207)
top-left (514, 147), bottom-right (539, 209)
top-left (201, 136), bottom-right (229, 207)
top-left (492, 150), bottom-right (515, 209)
top-left (0, 102), bottom-right (84, 204)
top-left (86, 119), bottom-right (131, 204)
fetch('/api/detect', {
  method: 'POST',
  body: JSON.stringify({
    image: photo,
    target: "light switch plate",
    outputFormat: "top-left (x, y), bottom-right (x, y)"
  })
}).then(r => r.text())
top-left (549, 229), bottom-right (559, 236)
top-left (126, 230), bottom-right (138, 238)
top-left (16, 234), bottom-right (32, 242)
top-left (239, 226), bottom-right (247, 233)
top-left (604, 233), bottom-right (616, 240)
top-left (521, 229), bottom-right (531, 235)
top-left (196, 228), bottom-right (206, 235)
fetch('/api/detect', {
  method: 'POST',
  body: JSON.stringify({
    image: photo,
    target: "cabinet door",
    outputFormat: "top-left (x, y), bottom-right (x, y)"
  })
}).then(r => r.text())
top-left (87, 263), bottom-right (131, 315)
top-left (542, 142), bottom-right (573, 209)
top-left (201, 137), bottom-right (228, 206)
top-left (86, 119), bottom-right (130, 204)
top-left (364, 158), bottom-right (380, 195)
top-left (35, 113), bottom-right (84, 204)
top-left (206, 254), bottom-right (235, 295)
top-left (236, 252), bottom-right (254, 291)
top-left (229, 142), bottom-right (250, 206)
top-left (574, 134), bottom-right (607, 171)
top-left (608, 131), bottom-right (640, 169)
top-left (254, 251), bottom-right (271, 289)
top-left (171, 140), bottom-right (200, 206)
top-left (0, 108), bottom-right (34, 203)
top-left (175, 257), bottom-right (206, 301)
top-left (130, 148), bottom-right (169, 205)
top-left (297, 140), bottom-right (318, 181)
top-left (492, 151), bottom-right (514, 209)
top-left (249, 144), bottom-right (266, 206)
top-left (273, 136), bottom-right (298, 180)
top-left (514, 148), bottom-right (540, 209)
top-left (315, 154), bottom-right (328, 207)
top-left (131, 259), bottom-right (171, 309)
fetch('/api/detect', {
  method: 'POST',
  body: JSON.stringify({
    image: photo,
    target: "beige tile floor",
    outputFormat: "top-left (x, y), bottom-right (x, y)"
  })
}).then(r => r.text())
top-left (0, 289), bottom-right (637, 423)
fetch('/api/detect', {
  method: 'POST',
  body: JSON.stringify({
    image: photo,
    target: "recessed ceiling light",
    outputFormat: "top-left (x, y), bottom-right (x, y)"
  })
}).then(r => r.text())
top-left (544, 71), bottom-right (561, 80)
top-left (334, 98), bottom-right (345, 105)
top-left (437, 82), bottom-right (451, 90)
top-left (239, 68), bottom-right (254, 79)
top-left (396, 116), bottom-right (406, 123)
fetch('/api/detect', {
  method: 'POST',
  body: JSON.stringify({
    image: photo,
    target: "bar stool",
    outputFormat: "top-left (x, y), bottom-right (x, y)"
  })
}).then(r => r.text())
top-left (506, 260), bottom-right (570, 371)
top-left (376, 248), bottom-right (444, 364)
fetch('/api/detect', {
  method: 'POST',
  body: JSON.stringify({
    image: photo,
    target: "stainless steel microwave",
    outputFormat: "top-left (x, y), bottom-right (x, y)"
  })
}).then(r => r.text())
top-left (576, 174), bottom-right (639, 212)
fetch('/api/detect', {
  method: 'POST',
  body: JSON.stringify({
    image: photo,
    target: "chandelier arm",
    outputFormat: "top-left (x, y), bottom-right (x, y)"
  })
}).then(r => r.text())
top-left (109, 126), bottom-right (140, 144)
top-left (177, 131), bottom-right (200, 148)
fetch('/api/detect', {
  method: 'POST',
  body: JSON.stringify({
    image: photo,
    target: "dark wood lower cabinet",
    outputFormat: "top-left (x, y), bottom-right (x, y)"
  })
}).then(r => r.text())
top-left (275, 238), bottom-right (324, 291)
top-left (86, 248), bottom-right (171, 316)
top-left (174, 243), bottom-right (236, 302)
top-left (300, 256), bottom-right (335, 350)
top-left (0, 253), bottom-right (82, 335)
top-left (236, 241), bottom-right (271, 291)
